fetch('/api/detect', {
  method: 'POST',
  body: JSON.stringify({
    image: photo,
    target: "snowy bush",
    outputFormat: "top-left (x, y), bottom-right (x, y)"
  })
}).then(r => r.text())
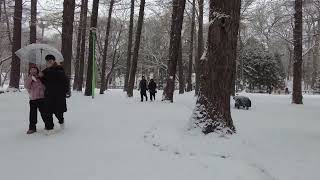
top-left (239, 38), bottom-right (285, 91)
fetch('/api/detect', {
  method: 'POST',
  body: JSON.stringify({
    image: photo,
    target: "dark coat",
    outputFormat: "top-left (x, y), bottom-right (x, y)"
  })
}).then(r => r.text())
top-left (41, 64), bottom-right (70, 113)
top-left (139, 79), bottom-right (148, 93)
top-left (148, 81), bottom-right (157, 94)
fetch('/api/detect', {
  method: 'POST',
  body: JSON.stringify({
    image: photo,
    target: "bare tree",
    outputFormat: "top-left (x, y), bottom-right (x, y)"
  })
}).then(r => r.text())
top-left (9, 0), bottom-right (22, 89)
top-left (100, 0), bottom-right (115, 94)
top-left (292, 0), bottom-right (303, 104)
top-left (192, 0), bottom-right (241, 134)
top-left (85, 0), bottom-right (100, 96)
top-left (124, 0), bottom-right (134, 92)
top-left (61, 0), bottom-right (75, 86)
top-left (162, 0), bottom-right (186, 102)
top-left (127, 0), bottom-right (146, 97)
top-left (178, 40), bottom-right (184, 94)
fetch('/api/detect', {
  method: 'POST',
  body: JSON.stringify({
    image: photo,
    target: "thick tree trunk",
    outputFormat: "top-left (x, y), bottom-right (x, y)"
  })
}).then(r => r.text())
top-left (192, 0), bottom-right (241, 134)
top-left (186, 0), bottom-right (196, 92)
top-left (9, 0), bottom-right (22, 89)
top-left (61, 0), bottom-right (75, 90)
top-left (195, 0), bottom-right (204, 96)
top-left (163, 0), bottom-right (186, 102)
top-left (73, 0), bottom-right (86, 90)
top-left (100, 0), bottom-right (115, 94)
top-left (85, 0), bottom-right (99, 96)
top-left (124, 0), bottom-right (135, 92)
top-left (127, 0), bottom-right (146, 97)
top-left (77, 0), bottom-right (89, 92)
top-left (292, 0), bottom-right (303, 104)
top-left (178, 40), bottom-right (184, 94)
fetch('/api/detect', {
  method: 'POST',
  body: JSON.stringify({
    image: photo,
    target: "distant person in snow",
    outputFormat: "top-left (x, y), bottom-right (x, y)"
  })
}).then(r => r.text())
top-left (24, 66), bottom-right (48, 134)
top-left (139, 76), bottom-right (148, 102)
top-left (148, 79), bottom-right (157, 101)
top-left (40, 55), bottom-right (70, 135)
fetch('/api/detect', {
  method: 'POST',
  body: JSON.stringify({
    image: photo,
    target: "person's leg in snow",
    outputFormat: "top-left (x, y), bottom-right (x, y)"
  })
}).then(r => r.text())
top-left (54, 112), bottom-right (65, 129)
top-left (27, 100), bottom-right (38, 134)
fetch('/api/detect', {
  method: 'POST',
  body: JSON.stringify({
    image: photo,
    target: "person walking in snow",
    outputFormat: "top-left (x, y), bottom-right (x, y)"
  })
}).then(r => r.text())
top-left (25, 66), bottom-right (49, 134)
top-left (40, 55), bottom-right (70, 134)
top-left (148, 79), bottom-right (157, 101)
top-left (139, 76), bottom-right (148, 102)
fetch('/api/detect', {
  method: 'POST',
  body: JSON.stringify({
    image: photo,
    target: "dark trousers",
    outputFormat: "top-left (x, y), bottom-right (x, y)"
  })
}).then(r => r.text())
top-left (150, 92), bottom-right (156, 101)
top-left (140, 91), bottom-right (148, 102)
top-left (29, 99), bottom-right (48, 131)
top-left (46, 112), bottom-right (64, 130)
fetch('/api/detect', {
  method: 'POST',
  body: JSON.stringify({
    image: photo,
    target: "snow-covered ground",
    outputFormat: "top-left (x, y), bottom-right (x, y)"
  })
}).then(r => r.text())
top-left (0, 90), bottom-right (319, 180)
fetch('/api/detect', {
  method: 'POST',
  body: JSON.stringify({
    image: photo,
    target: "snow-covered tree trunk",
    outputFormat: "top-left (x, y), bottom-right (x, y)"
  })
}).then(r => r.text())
top-left (292, 0), bottom-right (303, 104)
top-left (9, 0), bottom-right (22, 89)
top-left (127, 0), bottom-right (146, 97)
top-left (192, 0), bottom-right (241, 134)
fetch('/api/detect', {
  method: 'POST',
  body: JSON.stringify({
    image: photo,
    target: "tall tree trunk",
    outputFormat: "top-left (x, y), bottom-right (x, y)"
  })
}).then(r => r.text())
top-left (100, 0), bottom-right (115, 94)
top-left (61, 0), bottom-right (75, 90)
top-left (187, 0), bottom-right (196, 92)
top-left (30, 0), bottom-right (37, 44)
top-left (127, 0), bottom-right (146, 97)
top-left (9, 0), bottom-right (22, 89)
top-left (84, 0), bottom-right (99, 96)
top-left (73, 0), bottom-right (86, 90)
top-left (192, 0), bottom-right (241, 134)
top-left (77, 0), bottom-right (89, 92)
top-left (3, 0), bottom-right (12, 45)
top-left (29, 0), bottom-right (37, 68)
top-left (292, 0), bottom-right (303, 104)
top-left (163, 0), bottom-right (186, 102)
top-left (124, 0), bottom-right (135, 92)
top-left (178, 40), bottom-right (184, 94)
top-left (195, 0), bottom-right (204, 96)
top-left (312, 20), bottom-right (320, 89)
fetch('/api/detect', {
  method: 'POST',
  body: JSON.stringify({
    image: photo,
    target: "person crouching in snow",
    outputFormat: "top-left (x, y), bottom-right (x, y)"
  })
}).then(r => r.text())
top-left (24, 66), bottom-right (48, 134)
top-left (139, 76), bottom-right (148, 102)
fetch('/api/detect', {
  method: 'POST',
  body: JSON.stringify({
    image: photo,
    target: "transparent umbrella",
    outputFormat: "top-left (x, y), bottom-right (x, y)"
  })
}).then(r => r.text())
top-left (15, 43), bottom-right (64, 65)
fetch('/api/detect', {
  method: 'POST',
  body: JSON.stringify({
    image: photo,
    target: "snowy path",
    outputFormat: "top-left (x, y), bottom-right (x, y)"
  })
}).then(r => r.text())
top-left (0, 90), bottom-right (319, 180)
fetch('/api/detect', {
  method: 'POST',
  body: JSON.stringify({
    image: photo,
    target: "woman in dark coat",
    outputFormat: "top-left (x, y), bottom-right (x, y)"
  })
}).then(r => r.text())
top-left (148, 79), bottom-right (157, 101)
top-left (41, 55), bottom-right (70, 133)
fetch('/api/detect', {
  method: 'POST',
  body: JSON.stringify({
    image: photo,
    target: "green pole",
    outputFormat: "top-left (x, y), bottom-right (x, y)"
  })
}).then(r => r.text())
top-left (92, 29), bottom-right (96, 99)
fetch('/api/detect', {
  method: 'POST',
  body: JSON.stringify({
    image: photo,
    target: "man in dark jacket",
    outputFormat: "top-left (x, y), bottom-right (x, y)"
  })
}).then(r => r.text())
top-left (41, 55), bottom-right (70, 133)
top-left (148, 79), bottom-right (157, 101)
top-left (139, 76), bottom-right (148, 102)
